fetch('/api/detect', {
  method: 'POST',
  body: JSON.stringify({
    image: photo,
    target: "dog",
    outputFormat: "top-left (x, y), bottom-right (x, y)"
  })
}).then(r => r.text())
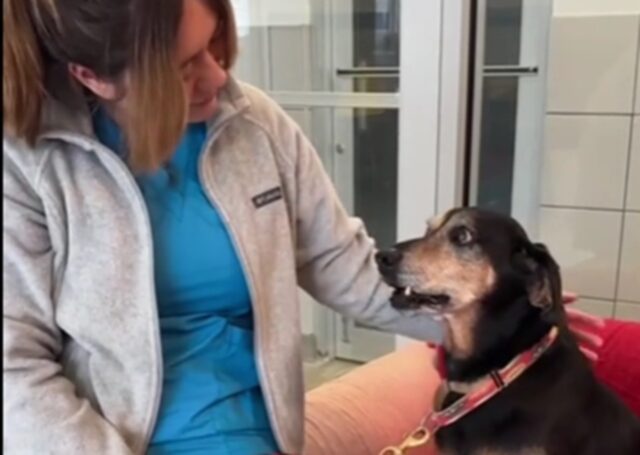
top-left (376, 207), bottom-right (640, 455)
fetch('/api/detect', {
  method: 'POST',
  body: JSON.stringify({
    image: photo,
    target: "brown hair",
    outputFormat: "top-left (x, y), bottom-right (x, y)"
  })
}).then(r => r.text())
top-left (3, 0), bottom-right (238, 171)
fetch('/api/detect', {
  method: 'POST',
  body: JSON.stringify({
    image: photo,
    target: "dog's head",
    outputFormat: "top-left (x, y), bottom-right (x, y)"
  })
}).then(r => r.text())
top-left (376, 207), bottom-right (564, 359)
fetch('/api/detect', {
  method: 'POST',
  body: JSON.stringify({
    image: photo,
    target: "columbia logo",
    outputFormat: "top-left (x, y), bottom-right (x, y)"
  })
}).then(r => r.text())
top-left (252, 187), bottom-right (283, 208)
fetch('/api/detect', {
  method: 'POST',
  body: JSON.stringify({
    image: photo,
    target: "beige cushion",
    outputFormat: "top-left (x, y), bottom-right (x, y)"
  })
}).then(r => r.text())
top-left (304, 342), bottom-right (440, 454)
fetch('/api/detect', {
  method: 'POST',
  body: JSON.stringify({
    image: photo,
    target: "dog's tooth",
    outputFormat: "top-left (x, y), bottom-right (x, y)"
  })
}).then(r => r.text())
top-left (405, 287), bottom-right (412, 296)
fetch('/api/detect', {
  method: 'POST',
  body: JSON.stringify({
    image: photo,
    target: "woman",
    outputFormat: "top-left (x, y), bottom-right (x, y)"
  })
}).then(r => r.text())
top-left (3, 1), bottom-right (602, 454)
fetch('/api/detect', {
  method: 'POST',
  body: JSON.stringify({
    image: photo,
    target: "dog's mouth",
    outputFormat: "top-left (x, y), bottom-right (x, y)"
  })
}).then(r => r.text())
top-left (390, 286), bottom-right (451, 311)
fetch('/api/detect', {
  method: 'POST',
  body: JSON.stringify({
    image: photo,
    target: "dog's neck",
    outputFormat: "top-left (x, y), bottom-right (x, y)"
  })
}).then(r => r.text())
top-left (440, 294), bottom-right (559, 384)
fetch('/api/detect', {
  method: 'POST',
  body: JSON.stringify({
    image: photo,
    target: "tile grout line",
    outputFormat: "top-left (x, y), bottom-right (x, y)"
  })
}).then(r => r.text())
top-left (576, 295), bottom-right (640, 305)
top-left (547, 112), bottom-right (634, 117)
top-left (540, 205), bottom-right (640, 214)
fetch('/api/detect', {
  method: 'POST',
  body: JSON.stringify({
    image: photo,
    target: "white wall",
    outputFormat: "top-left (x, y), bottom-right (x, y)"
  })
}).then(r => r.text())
top-left (540, 12), bottom-right (640, 321)
top-left (231, 0), bottom-right (311, 28)
top-left (554, 0), bottom-right (640, 16)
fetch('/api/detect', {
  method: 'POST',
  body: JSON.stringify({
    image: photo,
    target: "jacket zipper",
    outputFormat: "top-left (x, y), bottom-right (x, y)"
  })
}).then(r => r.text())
top-left (41, 132), bottom-right (164, 453)
top-left (41, 105), bottom-right (280, 452)
top-left (196, 131), bottom-right (285, 451)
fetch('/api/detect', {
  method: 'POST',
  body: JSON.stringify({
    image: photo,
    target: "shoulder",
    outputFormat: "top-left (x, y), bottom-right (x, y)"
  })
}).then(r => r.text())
top-left (3, 133), bottom-right (83, 221)
top-left (237, 81), bottom-right (291, 127)
top-left (234, 81), bottom-right (308, 167)
top-left (3, 135), bottom-right (52, 195)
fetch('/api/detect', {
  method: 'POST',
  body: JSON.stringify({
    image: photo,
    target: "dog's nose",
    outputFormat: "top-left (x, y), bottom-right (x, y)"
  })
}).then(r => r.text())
top-left (375, 249), bottom-right (403, 270)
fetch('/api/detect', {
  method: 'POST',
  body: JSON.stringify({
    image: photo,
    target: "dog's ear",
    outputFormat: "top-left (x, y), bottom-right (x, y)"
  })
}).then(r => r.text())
top-left (514, 242), bottom-right (562, 311)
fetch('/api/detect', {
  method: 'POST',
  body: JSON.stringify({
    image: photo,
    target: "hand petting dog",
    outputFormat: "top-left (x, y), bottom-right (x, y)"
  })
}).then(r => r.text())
top-left (562, 292), bottom-right (605, 362)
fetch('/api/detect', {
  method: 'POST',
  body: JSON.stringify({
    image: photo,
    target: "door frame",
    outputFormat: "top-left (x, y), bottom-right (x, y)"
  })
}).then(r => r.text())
top-left (510, 0), bottom-right (553, 237)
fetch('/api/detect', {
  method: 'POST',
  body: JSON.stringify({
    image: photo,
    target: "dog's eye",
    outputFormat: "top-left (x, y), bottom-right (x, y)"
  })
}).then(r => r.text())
top-left (450, 226), bottom-right (474, 246)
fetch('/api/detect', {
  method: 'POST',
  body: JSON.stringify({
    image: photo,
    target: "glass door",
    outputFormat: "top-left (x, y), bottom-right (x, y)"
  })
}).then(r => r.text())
top-left (467, 0), bottom-right (553, 235)
top-left (232, 0), bottom-right (442, 362)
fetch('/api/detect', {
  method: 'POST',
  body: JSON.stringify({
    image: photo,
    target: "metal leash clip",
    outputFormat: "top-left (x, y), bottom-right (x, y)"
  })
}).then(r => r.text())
top-left (379, 426), bottom-right (431, 455)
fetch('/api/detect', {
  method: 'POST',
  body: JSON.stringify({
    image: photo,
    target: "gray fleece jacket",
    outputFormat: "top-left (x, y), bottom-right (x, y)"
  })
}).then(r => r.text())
top-left (3, 72), bottom-right (442, 454)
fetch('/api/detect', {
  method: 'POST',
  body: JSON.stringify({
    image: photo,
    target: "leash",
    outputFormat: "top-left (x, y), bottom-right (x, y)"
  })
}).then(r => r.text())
top-left (379, 326), bottom-right (559, 455)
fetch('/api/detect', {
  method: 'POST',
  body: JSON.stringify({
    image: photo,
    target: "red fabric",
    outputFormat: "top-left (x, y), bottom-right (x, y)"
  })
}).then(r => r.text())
top-left (593, 319), bottom-right (640, 418)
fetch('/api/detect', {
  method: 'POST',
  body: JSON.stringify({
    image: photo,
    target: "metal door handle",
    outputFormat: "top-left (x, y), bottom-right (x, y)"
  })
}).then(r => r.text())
top-left (341, 316), bottom-right (351, 343)
top-left (335, 65), bottom-right (537, 78)
top-left (336, 67), bottom-right (400, 78)
top-left (483, 65), bottom-right (539, 77)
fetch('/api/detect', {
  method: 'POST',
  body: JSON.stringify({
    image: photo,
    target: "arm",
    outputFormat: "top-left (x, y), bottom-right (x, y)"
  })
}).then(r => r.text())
top-left (285, 117), bottom-right (442, 342)
top-left (3, 149), bottom-right (134, 454)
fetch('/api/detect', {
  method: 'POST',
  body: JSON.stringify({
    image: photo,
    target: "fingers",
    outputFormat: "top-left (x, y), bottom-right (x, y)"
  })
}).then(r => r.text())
top-left (565, 306), bottom-right (606, 329)
top-left (565, 306), bottom-right (605, 357)
top-left (572, 326), bottom-right (604, 350)
top-left (579, 346), bottom-right (599, 363)
top-left (562, 291), bottom-right (579, 304)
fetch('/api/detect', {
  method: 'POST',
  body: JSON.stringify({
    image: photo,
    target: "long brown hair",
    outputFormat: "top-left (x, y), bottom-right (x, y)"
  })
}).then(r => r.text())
top-left (3, 0), bottom-right (238, 172)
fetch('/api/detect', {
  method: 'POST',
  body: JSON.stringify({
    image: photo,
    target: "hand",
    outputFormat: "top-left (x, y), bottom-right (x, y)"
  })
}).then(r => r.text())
top-left (563, 292), bottom-right (605, 362)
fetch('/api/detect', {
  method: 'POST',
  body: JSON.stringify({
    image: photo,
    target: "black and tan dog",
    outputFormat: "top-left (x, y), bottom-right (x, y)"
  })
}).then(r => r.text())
top-left (376, 208), bottom-right (640, 455)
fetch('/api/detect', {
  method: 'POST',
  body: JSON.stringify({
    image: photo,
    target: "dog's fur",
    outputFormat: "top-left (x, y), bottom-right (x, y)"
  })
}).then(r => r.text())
top-left (376, 208), bottom-right (640, 455)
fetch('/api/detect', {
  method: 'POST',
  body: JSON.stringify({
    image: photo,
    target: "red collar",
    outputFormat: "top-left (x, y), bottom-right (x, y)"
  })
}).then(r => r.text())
top-left (381, 327), bottom-right (560, 454)
top-left (427, 326), bottom-right (559, 433)
top-left (435, 344), bottom-right (447, 379)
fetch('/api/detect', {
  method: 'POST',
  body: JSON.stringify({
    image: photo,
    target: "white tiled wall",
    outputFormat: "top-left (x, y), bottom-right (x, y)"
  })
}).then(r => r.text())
top-left (616, 303), bottom-right (640, 322)
top-left (574, 298), bottom-right (615, 318)
top-left (539, 208), bottom-right (623, 299)
top-left (540, 13), bottom-right (640, 321)
top-left (637, 56), bottom-right (640, 113)
top-left (618, 213), bottom-right (640, 303)
top-left (554, 0), bottom-right (640, 16)
top-left (542, 116), bottom-right (630, 208)
top-left (546, 15), bottom-right (639, 114)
